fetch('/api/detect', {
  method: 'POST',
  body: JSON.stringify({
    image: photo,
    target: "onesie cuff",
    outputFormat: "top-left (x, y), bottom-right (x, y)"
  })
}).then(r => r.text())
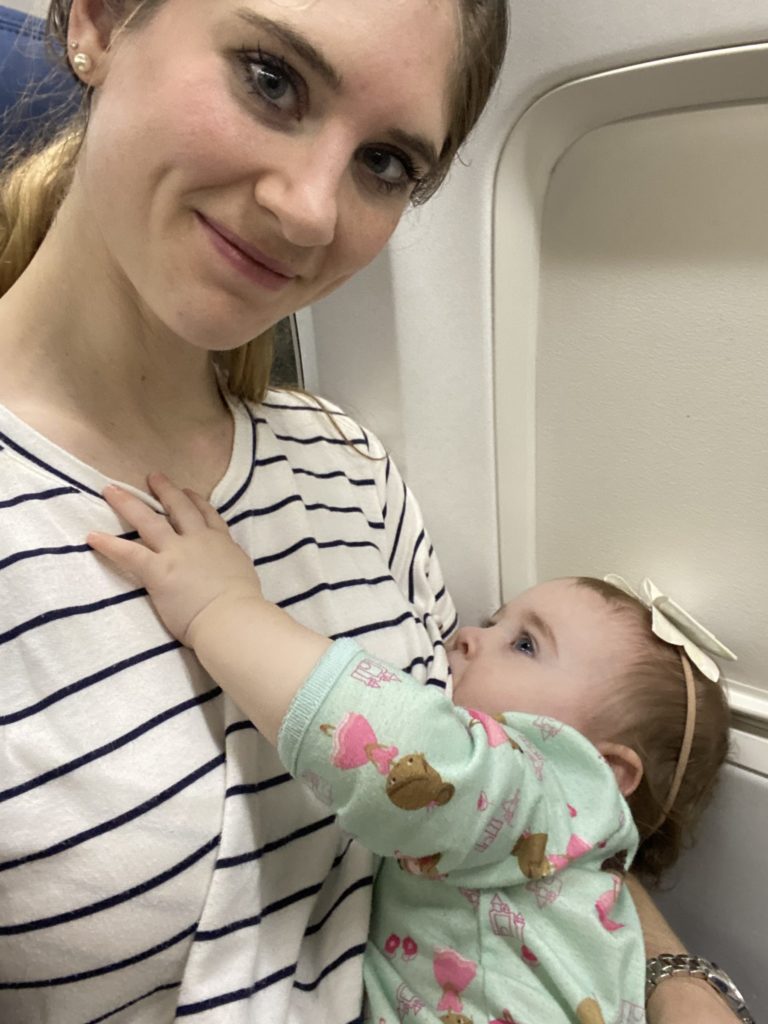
top-left (277, 636), bottom-right (363, 775)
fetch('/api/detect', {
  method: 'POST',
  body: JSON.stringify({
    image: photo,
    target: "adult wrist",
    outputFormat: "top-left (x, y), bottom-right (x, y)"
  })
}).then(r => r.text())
top-left (646, 955), bottom-right (755, 1023)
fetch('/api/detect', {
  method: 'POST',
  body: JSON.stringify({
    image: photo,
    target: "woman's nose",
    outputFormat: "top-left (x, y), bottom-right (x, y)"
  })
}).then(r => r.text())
top-left (253, 134), bottom-right (346, 249)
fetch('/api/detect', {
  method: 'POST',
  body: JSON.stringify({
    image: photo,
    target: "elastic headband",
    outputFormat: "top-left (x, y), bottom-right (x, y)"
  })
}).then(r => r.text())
top-left (650, 651), bottom-right (697, 832)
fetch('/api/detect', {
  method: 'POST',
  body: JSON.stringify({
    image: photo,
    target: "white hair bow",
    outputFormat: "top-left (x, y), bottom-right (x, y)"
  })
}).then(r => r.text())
top-left (603, 575), bottom-right (737, 682)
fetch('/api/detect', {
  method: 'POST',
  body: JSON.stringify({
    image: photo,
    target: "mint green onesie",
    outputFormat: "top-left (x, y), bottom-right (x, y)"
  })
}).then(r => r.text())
top-left (278, 638), bottom-right (647, 1024)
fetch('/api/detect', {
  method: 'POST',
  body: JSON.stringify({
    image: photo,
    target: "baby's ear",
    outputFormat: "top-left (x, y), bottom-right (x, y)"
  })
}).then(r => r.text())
top-left (596, 741), bottom-right (643, 797)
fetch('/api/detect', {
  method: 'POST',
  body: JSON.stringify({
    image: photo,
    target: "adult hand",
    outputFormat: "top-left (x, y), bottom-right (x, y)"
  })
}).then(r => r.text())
top-left (88, 472), bottom-right (264, 646)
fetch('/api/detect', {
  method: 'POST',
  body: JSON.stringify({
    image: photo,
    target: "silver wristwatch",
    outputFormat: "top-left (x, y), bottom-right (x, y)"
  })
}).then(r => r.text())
top-left (646, 954), bottom-right (756, 1023)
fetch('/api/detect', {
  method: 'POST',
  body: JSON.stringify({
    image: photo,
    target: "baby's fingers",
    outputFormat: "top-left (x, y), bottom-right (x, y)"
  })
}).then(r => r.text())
top-left (87, 530), bottom-right (153, 579)
top-left (183, 488), bottom-right (230, 533)
top-left (147, 473), bottom-right (209, 534)
top-left (102, 484), bottom-right (175, 550)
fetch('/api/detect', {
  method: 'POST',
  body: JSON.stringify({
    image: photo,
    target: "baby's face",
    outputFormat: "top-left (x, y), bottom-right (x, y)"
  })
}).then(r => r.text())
top-left (448, 579), bottom-right (634, 741)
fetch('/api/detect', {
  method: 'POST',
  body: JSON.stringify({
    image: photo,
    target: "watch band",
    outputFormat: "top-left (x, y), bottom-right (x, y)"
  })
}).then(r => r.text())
top-left (646, 954), bottom-right (756, 1024)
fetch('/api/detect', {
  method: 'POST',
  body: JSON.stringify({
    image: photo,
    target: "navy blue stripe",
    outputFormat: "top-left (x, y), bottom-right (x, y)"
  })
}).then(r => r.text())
top-left (253, 453), bottom-right (286, 469)
top-left (227, 493), bottom-right (302, 526)
top-left (253, 535), bottom-right (379, 568)
top-left (225, 771), bottom-right (291, 798)
top-left (0, 527), bottom-right (140, 574)
top-left (331, 837), bottom-right (355, 869)
top-left (434, 582), bottom-right (447, 604)
top-left (216, 814), bottom-right (336, 870)
top-left (329, 609), bottom-right (416, 642)
top-left (191, 847), bottom-right (355, 958)
top-left (217, 401), bottom-right (257, 515)
top-left (176, 942), bottom-right (366, 1015)
top-left (425, 677), bottom-right (448, 690)
top-left (195, 854), bottom-right (366, 943)
top-left (388, 478), bottom-right (408, 569)
top-left (303, 874), bottom-right (373, 938)
top-left (0, 429), bottom-right (101, 497)
top-left (303, 500), bottom-right (384, 529)
top-left (195, 880), bottom-right (322, 942)
top-left (442, 610), bottom-right (459, 639)
top-left (272, 430), bottom-right (367, 448)
top-left (0, 587), bottom-right (145, 647)
top-left (0, 922), bottom-right (197, 989)
top-left (408, 529), bottom-right (426, 604)
top-left (381, 455), bottom-right (392, 519)
top-left (224, 718), bottom-right (256, 737)
top-left (278, 574), bottom-right (391, 611)
top-left (0, 836), bottom-right (219, 935)
top-left (0, 754), bottom-right (224, 872)
top-left (261, 399), bottom-right (341, 414)
top-left (1, 640), bottom-right (180, 726)
top-left (82, 981), bottom-right (181, 1024)
top-left (176, 961), bottom-right (297, 1015)
top-left (0, 540), bottom-right (90, 572)
top-left (292, 467), bottom-right (375, 487)
top-left (293, 941), bottom-right (367, 992)
top-left (402, 654), bottom-right (433, 676)
top-left (0, 485), bottom-right (78, 509)
top-left (0, 687), bottom-right (221, 804)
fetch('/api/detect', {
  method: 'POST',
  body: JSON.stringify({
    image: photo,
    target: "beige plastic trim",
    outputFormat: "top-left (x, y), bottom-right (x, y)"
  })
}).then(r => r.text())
top-left (492, 43), bottom-right (768, 727)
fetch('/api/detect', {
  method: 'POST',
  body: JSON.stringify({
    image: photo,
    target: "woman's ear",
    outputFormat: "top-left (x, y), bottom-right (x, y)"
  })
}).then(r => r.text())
top-left (67, 0), bottom-right (121, 84)
top-left (597, 741), bottom-right (644, 798)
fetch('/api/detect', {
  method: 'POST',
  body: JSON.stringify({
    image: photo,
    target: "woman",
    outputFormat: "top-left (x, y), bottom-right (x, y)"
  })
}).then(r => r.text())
top-left (0, 1), bottom-right (739, 1021)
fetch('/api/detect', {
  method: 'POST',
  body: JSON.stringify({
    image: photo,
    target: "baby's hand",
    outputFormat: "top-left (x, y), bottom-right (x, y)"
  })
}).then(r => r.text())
top-left (88, 473), bottom-right (263, 646)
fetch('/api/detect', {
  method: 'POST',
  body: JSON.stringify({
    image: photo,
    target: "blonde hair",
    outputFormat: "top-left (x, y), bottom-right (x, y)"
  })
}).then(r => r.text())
top-left (0, 0), bottom-right (507, 402)
top-left (576, 577), bottom-right (731, 883)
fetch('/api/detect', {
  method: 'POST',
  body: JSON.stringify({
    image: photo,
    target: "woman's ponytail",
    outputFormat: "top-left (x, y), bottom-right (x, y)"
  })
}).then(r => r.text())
top-left (0, 126), bottom-right (83, 296)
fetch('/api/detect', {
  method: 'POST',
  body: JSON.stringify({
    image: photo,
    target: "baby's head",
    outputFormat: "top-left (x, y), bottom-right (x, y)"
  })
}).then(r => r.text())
top-left (448, 577), bottom-right (730, 880)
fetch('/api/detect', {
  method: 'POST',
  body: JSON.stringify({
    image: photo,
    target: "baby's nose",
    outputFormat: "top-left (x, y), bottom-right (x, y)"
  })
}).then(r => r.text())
top-left (454, 625), bottom-right (484, 657)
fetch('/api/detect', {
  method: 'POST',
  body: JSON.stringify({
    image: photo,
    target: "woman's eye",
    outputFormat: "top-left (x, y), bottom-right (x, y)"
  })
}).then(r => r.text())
top-left (239, 50), bottom-right (302, 117)
top-left (360, 146), bottom-right (420, 194)
top-left (513, 633), bottom-right (536, 657)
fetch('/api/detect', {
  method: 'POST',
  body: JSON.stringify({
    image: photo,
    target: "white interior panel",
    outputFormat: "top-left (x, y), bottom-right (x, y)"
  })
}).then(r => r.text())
top-left (495, 46), bottom-right (768, 729)
top-left (537, 105), bottom-right (768, 715)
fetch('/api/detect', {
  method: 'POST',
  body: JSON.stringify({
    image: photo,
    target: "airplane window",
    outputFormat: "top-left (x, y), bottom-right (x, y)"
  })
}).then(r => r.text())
top-left (270, 316), bottom-right (303, 387)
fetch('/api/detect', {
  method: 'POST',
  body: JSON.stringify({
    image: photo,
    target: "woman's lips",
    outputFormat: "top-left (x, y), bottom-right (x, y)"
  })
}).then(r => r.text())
top-left (197, 213), bottom-right (297, 291)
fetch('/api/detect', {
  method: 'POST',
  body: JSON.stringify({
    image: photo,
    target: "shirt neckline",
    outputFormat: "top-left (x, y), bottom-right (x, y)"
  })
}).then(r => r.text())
top-left (0, 391), bottom-right (255, 511)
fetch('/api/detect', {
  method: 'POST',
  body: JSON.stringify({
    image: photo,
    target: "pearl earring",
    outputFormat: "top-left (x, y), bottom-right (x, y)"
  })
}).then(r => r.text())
top-left (69, 40), bottom-right (78, 50)
top-left (72, 52), bottom-right (93, 75)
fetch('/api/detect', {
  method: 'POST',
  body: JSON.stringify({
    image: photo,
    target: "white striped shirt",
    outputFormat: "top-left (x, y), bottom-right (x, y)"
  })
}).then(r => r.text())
top-left (0, 390), bottom-right (456, 1024)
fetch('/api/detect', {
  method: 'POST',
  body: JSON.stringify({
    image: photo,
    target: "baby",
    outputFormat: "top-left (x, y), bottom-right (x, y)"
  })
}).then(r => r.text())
top-left (89, 475), bottom-right (733, 1024)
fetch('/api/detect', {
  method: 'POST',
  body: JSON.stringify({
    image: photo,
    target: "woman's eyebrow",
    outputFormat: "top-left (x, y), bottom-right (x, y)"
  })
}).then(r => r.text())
top-left (235, 9), bottom-right (342, 90)
top-left (386, 128), bottom-right (439, 176)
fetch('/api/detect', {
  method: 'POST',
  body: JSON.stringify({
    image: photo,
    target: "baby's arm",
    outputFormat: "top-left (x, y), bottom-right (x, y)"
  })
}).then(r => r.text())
top-left (88, 474), bottom-right (331, 745)
top-left (89, 475), bottom-right (631, 871)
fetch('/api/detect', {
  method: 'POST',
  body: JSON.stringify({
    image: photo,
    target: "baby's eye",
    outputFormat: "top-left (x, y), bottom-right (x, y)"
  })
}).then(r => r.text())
top-left (512, 632), bottom-right (536, 657)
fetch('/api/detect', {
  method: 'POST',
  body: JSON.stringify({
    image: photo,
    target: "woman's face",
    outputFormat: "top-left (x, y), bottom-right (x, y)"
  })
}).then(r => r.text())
top-left (76, 0), bottom-right (459, 350)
